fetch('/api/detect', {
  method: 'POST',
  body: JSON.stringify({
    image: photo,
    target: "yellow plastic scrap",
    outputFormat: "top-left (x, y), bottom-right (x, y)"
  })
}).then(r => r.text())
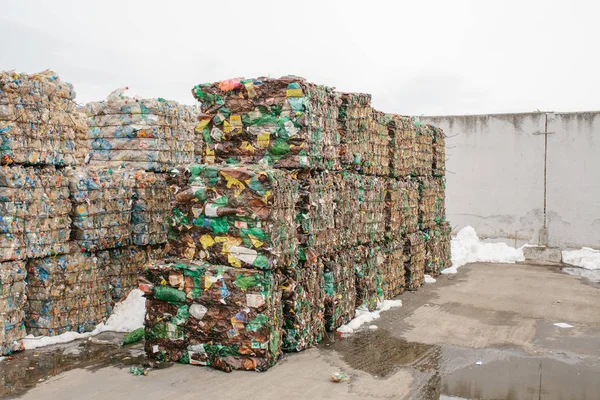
top-left (223, 120), bottom-right (232, 134)
top-left (230, 115), bottom-right (242, 134)
top-left (220, 171), bottom-right (245, 197)
top-left (195, 119), bottom-right (210, 133)
top-left (200, 234), bottom-right (215, 249)
top-left (257, 132), bottom-right (271, 148)
top-left (240, 142), bottom-right (255, 154)
top-left (286, 88), bottom-right (304, 97)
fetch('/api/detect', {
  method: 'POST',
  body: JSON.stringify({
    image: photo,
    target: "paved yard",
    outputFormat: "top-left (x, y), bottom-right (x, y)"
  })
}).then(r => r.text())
top-left (3, 263), bottom-right (599, 399)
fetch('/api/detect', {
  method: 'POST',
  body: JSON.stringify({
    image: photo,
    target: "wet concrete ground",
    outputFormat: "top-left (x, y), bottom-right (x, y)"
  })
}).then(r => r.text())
top-left (2, 262), bottom-right (599, 399)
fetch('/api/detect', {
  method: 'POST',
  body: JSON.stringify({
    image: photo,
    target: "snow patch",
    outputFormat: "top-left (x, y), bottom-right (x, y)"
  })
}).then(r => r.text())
top-left (23, 289), bottom-right (146, 350)
top-left (562, 247), bottom-right (600, 270)
top-left (553, 322), bottom-right (574, 329)
top-left (337, 300), bottom-right (402, 334)
top-left (562, 267), bottom-right (600, 282)
top-left (424, 274), bottom-right (437, 284)
top-left (447, 226), bottom-right (525, 273)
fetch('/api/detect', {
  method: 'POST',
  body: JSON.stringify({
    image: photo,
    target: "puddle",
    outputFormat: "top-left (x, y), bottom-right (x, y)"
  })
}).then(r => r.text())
top-left (0, 332), bottom-right (148, 399)
top-left (321, 329), bottom-right (439, 377)
top-left (441, 356), bottom-right (600, 400)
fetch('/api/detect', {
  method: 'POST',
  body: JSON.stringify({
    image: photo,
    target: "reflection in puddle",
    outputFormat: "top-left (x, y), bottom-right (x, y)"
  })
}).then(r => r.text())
top-left (0, 333), bottom-right (147, 399)
top-left (442, 356), bottom-right (600, 400)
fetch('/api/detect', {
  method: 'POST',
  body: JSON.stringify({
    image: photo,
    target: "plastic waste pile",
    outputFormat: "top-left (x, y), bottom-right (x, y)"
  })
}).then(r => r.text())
top-left (68, 167), bottom-right (134, 252)
top-left (0, 70), bottom-right (87, 166)
top-left (131, 170), bottom-right (170, 246)
top-left (84, 88), bottom-right (197, 172)
top-left (25, 248), bottom-right (110, 336)
top-left (192, 77), bottom-right (341, 170)
top-left (425, 221), bottom-right (452, 276)
top-left (143, 261), bottom-right (283, 372)
top-left (403, 232), bottom-right (426, 289)
top-left (0, 260), bottom-right (27, 354)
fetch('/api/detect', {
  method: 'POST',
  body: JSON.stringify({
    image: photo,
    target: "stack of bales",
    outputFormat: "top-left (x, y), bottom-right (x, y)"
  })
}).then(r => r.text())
top-left (144, 75), bottom-right (451, 371)
top-left (84, 88), bottom-right (197, 172)
top-left (421, 124), bottom-right (449, 277)
top-left (0, 70), bottom-right (88, 351)
top-left (146, 164), bottom-right (295, 370)
top-left (131, 170), bottom-right (170, 246)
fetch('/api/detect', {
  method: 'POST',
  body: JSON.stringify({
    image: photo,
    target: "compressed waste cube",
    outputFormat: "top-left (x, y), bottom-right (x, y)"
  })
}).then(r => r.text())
top-left (192, 76), bottom-right (341, 170)
top-left (166, 164), bottom-right (298, 270)
top-left (68, 167), bottom-right (134, 252)
top-left (419, 177), bottom-right (446, 230)
top-left (414, 122), bottom-right (434, 177)
top-left (431, 124), bottom-right (446, 177)
top-left (387, 115), bottom-right (416, 178)
top-left (0, 70), bottom-right (88, 166)
top-left (386, 178), bottom-right (409, 241)
top-left (424, 227), bottom-right (444, 277)
top-left (144, 260), bottom-right (282, 372)
top-left (323, 251), bottom-right (356, 331)
top-left (25, 250), bottom-right (110, 336)
top-left (96, 246), bottom-right (149, 303)
top-left (404, 232), bottom-right (425, 290)
top-left (439, 222), bottom-right (452, 272)
top-left (0, 260), bottom-right (27, 355)
top-left (338, 94), bottom-right (389, 176)
top-left (131, 170), bottom-right (170, 246)
top-left (333, 173), bottom-right (387, 248)
top-left (0, 165), bottom-right (71, 261)
top-left (378, 240), bottom-right (405, 299)
top-left (281, 257), bottom-right (325, 352)
top-left (84, 88), bottom-right (197, 172)
top-left (295, 170), bottom-right (336, 257)
top-left (355, 245), bottom-right (383, 311)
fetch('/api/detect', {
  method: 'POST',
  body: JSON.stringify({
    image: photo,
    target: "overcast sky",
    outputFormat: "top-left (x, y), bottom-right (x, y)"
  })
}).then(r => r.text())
top-left (1, 0), bottom-right (598, 115)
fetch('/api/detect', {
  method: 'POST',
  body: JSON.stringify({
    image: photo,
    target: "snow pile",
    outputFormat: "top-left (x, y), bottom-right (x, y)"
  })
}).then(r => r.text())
top-left (23, 289), bottom-right (146, 350)
top-left (424, 274), bottom-right (437, 284)
top-left (562, 247), bottom-right (600, 270)
top-left (442, 226), bottom-right (525, 274)
top-left (562, 267), bottom-right (600, 282)
top-left (336, 300), bottom-right (402, 334)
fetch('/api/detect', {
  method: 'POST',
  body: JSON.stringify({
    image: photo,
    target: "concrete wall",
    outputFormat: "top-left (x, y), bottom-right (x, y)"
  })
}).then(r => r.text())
top-left (419, 112), bottom-right (600, 249)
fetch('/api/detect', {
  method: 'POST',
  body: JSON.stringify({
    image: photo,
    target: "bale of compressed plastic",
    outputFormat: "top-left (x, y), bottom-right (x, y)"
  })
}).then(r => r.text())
top-left (419, 177), bottom-right (446, 230)
top-left (166, 164), bottom-right (298, 270)
top-left (84, 88), bottom-right (197, 172)
top-left (414, 122), bottom-right (434, 177)
top-left (386, 178), bottom-right (406, 241)
top-left (439, 222), bottom-right (452, 271)
top-left (281, 257), bottom-right (325, 352)
top-left (0, 70), bottom-right (87, 166)
top-left (424, 227), bottom-right (443, 277)
top-left (431, 124), bottom-right (446, 177)
top-left (144, 260), bottom-right (282, 372)
top-left (337, 95), bottom-right (389, 176)
top-left (387, 115), bottom-right (416, 178)
top-left (404, 178), bottom-right (420, 234)
top-left (355, 245), bottom-right (383, 311)
top-left (404, 233), bottom-right (425, 290)
top-left (0, 165), bottom-right (71, 261)
top-left (0, 260), bottom-right (27, 355)
top-left (323, 251), bottom-right (356, 331)
top-left (25, 250), bottom-right (110, 336)
top-left (333, 173), bottom-right (387, 249)
top-left (131, 170), bottom-right (170, 246)
top-left (192, 76), bottom-right (341, 170)
top-left (67, 167), bottom-right (134, 252)
top-left (378, 240), bottom-right (405, 299)
top-left (96, 246), bottom-right (149, 303)
top-left (295, 170), bottom-right (336, 257)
